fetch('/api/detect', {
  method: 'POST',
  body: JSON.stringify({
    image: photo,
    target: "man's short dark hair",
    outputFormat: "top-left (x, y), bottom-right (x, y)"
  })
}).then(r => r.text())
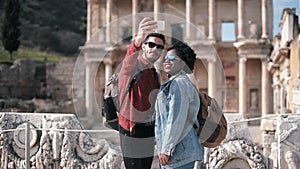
top-left (167, 41), bottom-right (196, 73)
top-left (144, 33), bottom-right (166, 45)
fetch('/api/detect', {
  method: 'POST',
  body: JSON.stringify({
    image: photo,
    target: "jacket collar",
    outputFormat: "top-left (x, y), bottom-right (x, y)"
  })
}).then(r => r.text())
top-left (169, 71), bottom-right (187, 80)
top-left (138, 56), bottom-right (153, 69)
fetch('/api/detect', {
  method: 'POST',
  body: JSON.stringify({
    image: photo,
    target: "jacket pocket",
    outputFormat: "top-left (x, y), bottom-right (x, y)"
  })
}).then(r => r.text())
top-left (170, 142), bottom-right (185, 162)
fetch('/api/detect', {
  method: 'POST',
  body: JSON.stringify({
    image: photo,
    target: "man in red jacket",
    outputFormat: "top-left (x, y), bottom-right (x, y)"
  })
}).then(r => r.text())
top-left (118, 17), bottom-right (165, 169)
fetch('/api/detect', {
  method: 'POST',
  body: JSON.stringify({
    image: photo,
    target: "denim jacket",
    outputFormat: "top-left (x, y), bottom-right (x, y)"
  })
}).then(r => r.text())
top-left (155, 72), bottom-right (204, 168)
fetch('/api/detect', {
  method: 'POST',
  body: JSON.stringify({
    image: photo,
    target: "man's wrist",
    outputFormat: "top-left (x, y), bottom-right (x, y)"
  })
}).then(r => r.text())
top-left (132, 39), bottom-right (142, 50)
top-left (134, 36), bottom-right (143, 47)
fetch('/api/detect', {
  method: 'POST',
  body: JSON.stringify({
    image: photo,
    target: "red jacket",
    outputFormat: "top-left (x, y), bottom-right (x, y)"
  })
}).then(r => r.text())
top-left (118, 41), bottom-right (160, 134)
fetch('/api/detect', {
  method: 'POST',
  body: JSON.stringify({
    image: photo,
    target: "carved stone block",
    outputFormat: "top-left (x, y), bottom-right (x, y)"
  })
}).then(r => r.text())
top-left (204, 113), bottom-right (272, 169)
top-left (270, 114), bottom-right (300, 169)
top-left (224, 113), bottom-right (253, 141)
top-left (0, 113), bottom-right (122, 169)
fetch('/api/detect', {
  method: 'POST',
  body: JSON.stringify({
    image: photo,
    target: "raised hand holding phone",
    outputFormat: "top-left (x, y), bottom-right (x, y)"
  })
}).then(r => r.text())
top-left (135, 18), bottom-right (157, 47)
top-left (156, 20), bottom-right (165, 32)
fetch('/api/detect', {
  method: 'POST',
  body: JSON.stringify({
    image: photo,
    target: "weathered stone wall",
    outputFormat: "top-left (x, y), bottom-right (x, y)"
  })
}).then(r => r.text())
top-left (46, 58), bottom-right (78, 100)
top-left (0, 58), bottom-right (85, 114)
top-left (46, 58), bottom-right (85, 114)
top-left (0, 59), bottom-right (45, 100)
top-left (0, 58), bottom-right (84, 100)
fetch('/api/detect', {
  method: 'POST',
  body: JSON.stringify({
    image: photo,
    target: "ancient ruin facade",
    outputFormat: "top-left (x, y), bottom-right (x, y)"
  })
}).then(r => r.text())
top-left (268, 8), bottom-right (300, 116)
top-left (267, 8), bottom-right (300, 169)
top-left (77, 0), bottom-right (277, 168)
top-left (80, 0), bottom-right (273, 128)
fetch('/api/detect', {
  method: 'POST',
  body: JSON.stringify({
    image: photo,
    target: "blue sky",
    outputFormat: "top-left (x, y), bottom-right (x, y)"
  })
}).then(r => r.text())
top-left (273, 0), bottom-right (300, 35)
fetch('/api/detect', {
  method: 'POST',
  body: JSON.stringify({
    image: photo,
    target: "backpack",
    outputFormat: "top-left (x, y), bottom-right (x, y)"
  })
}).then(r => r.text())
top-left (102, 63), bottom-right (143, 131)
top-left (196, 92), bottom-right (227, 148)
top-left (167, 77), bottom-right (227, 148)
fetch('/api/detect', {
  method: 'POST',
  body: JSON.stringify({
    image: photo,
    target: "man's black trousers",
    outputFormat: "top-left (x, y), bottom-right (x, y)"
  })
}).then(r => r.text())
top-left (119, 123), bottom-right (155, 169)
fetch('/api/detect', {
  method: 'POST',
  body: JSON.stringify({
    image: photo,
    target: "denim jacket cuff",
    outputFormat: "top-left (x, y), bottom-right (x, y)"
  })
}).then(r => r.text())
top-left (162, 143), bottom-right (175, 156)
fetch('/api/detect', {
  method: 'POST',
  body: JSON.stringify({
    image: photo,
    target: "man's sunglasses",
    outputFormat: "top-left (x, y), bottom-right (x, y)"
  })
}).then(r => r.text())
top-left (163, 54), bottom-right (178, 62)
top-left (145, 42), bottom-right (164, 50)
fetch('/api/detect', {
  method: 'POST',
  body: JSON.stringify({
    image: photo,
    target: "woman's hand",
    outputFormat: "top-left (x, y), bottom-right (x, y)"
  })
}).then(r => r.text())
top-left (159, 154), bottom-right (170, 165)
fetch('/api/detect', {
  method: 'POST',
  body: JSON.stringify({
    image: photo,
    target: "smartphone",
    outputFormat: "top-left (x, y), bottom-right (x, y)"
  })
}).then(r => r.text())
top-left (156, 20), bottom-right (165, 31)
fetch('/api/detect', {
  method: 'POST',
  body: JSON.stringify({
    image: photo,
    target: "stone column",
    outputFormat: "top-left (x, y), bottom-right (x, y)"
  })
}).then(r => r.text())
top-left (261, 0), bottom-right (268, 38)
top-left (261, 59), bottom-right (274, 154)
top-left (99, 4), bottom-right (105, 42)
top-left (98, 89), bottom-right (104, 120)
top-left (273, 75), bottom-right (280, 114)
top-left (280, 83), bottom-right (285, 114)
top-left (106, 0), bottom-right (112, 43)
top-left (85, 61), bottom-right (98, 119)
top-left (186, 0), bottom-right (192, 40)
top-left (239, 56), bottom-right (247, 116)
top-left (154, 0), bottom-right (160, 20)
top-left (86, 0), bottom-right (92, 42)
top-left (261, 59), bottom-right (270, 116)
top-left (208, 58), bottom-right (216, 98)
top-left (132, 0), bottom-right (138, 36)
top-left (208, 0), bottom-right (215, 40)
top-left (104, 62), bottom-right (113, 85)
top-left (237, 0), bottom-right (245, 39)
top-left (262, 131), bottom-right (276, 157)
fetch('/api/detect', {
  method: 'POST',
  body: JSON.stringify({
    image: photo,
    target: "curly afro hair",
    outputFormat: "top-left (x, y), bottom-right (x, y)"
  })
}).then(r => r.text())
top-left (167, 41), bottom-right (196, 73)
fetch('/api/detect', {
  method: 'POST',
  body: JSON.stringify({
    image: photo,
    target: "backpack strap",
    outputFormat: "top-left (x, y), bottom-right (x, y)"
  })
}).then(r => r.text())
top-left (119, 60), bottom-right (144, 108)
top-left (165, 75), bottom-right (187, 91)
top-left (128, 69), bottom-right (143, 93)
top-left (166, 75), bottom-right (200, 130)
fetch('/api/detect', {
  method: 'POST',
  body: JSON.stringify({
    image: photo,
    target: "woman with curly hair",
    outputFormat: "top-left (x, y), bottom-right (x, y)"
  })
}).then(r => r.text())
top-left (155, 40), bottom-right (204, 169)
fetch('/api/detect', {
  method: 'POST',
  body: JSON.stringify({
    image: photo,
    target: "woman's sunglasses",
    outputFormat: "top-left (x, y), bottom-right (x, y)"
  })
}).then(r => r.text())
top-left (163, 54), bottom-right (178, 62)
top-left (145, 42), bottom-right (164, 50)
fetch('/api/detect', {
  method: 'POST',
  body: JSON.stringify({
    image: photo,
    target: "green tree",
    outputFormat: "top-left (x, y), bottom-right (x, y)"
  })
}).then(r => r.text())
top-left (1, 0), bottom-right (21, 60)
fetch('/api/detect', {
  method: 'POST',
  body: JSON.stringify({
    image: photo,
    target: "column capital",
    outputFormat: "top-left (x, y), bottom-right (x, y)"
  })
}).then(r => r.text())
top-left (206, 58), bottom-right (217, 63)
top-left (103, 57), bottom-right (113, 65)
top-left (208, 36), bottom-right (216, 41)
top-left (272, 83), bottom-right (281, 88)
top-left (237, 35), bottom-right (246, 40)
top-left (261, 34), bottom-right (269, 39)
top-left (261, 57), bottom-right (269, 62)
top-left (239, 56), bottom-right (247, 62)
top-left (102, 52), bottom-right (114, 65)
top-left (206, 57), bottom-right (216, 63)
